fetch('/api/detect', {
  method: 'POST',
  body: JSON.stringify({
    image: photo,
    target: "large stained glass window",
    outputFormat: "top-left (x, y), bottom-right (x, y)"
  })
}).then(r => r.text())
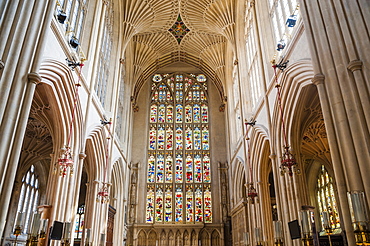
top-left (317, 165), bottom-right (340, 230)
top-left (146, 73), bottom-right (212, 224)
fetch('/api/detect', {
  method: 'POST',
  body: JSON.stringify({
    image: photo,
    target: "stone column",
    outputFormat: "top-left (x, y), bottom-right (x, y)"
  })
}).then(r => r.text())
top-left (0, 0), bottom-right (56, 237)
top-left (299, 1), bottom-right (369, 244)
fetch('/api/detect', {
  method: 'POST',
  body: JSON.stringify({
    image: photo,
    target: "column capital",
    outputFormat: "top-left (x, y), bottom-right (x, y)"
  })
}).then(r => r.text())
top-left (312, 73), bottom-right (325, 85)
top-left (79, 153), bottom-right (87, 159)
top-left (28, 72), bottom-right (42, 85)
top-left (347, 60), bottom-right (363, 72)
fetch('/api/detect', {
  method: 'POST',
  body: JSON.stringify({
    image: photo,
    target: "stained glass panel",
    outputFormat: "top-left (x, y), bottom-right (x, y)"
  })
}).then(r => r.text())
top-left (147, 155), bottom-right (155, 182)
top-left (165, 155), bottom-right (173, 183)
top-left (185, 105), bottom-right (192, 123)
top-left (146, 185), bottom-right (155, 223)
top-left (194, 127), bottom-right (201, 150)
top-left (166, 126), bottom-right (173, 150)
top-left (194, 155), bottom-right (202, 183)
top-left (185, 126), bottom-right (193, 150)
top-left (175, 186), bottom-right (183, 222)
top-left (186, 185), bottom-right (194, 222)
top-left (204, 186), bottom-right (212, 223)
top-left (202, 126), bottom-right (209, 150)
top-left (157, 126), bottom-right (165, 150)
top-left (176, 127), bottom-right (183, 150)
top-left (156, 154), bottom-right (164, 182)
top-left (158, 104), bottom-right (166, 123)
top-left (201, 104), bottom-right (208, 123)
top-left (193, 104), bottom-right (200, 123)
top-left (147, 73), bottom-right (212, 224)
top-left (167, 105), bottom-right (173, 123)
top-left (165, 185), bottom-right (172, 222)
top-left (203, 154), bottom-right (211, 183)
top-left (186, 155), bottom-right (193, 183)
top-left (150, 105), bottom-right (157, 123)
top-left (176, 104), bottom-right (183, 123)
top-left (155, 186), bottom-right (163, 222)
top-left (317, 165), bottom-right (340, 230)
top-left (175, 154), bottom-right (183, 183)
top-left (149, 126), bottom-right (156, 150)
top-left (195, 185), bottom-right (203, 222)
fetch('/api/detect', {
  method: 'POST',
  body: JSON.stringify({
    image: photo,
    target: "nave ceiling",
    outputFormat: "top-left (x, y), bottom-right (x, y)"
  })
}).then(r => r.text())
top-left (121, 0), bottom-right (239, 103)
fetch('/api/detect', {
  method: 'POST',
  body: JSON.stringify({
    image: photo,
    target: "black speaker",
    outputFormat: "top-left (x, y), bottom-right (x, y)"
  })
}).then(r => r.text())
top-left (288, 220), bottom-right (301, 239)
top-left (50, 221), bottom-right (64, 240)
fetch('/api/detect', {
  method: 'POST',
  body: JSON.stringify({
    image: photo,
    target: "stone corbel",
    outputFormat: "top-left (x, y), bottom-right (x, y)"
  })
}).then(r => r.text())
top-left (311, 73), bottom-right (325, 85)
top-left (28, 72), bottom-right (42, 85)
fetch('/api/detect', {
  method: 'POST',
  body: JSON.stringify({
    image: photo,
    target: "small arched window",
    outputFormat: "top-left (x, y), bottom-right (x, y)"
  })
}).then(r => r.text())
top-left (317, 165), bottom-right (340, 230)
top-left (74, 205), bottom-right (85, 239)
top-left (16, 165), bottom-right (40, 233)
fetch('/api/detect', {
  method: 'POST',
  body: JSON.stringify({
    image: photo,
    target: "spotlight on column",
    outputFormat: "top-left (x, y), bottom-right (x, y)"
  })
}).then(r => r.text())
top-left (286, 15), bottom-right (297, 27)
top-left (276, 40), bottom-right (286, 51)
top-left (57, 11), bottom-right (67, 24)
top-left (69, 36), bottom-right (80, 49)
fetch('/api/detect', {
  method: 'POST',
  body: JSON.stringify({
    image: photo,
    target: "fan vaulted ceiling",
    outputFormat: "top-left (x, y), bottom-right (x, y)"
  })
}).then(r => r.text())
top-left (122, 0), bottom-right (237, 103)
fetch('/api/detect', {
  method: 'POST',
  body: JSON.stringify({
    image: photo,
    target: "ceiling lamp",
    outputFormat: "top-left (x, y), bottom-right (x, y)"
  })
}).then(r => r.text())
top-left (245, 120), bottom-right (259, 204)
top-left (272, 60), bottom-right (300, 177)
top-left (96, 183), bottom-right (109, 204)
top-left (96, 119), bottom-right (112, 203)
top-left (56, 59), bottom-right (83, 177)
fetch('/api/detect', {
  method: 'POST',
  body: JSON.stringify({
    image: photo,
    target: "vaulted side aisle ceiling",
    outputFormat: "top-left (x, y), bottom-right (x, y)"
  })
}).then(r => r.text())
top-left (121, 0), bottom-right (237, 104)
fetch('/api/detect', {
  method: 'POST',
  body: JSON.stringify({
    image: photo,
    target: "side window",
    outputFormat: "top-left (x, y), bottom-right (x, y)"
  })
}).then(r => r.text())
top-left (317, 165), bottom-right (341, 231)
top-left (15, 165), bottom-right (40, 234)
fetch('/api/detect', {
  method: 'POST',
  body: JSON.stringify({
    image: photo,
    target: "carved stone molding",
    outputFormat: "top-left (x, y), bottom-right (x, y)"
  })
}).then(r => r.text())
top-left (347, 59), bottom-right (363, 72)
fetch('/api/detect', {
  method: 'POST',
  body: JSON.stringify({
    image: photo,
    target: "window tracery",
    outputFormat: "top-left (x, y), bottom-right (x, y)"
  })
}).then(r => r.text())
top-left (95, 1), bottom-right (114, 106)
top-left (245, 5), bottom-right (263, 108)
top-left (146, 73), bottom-right (212, 224)
top-left (16, 165), bottom-right (39, 233)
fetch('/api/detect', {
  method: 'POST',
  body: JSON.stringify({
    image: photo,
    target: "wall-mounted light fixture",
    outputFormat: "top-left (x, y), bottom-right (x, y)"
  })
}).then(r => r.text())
top-left (57, 11), bottom-right (67, 24)
top-left (276, 40), bottom-right (286, 51)
top-left (69, 36), bottom-right (80, 49)
top-left (286, 15), bottom-right (297, 27)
